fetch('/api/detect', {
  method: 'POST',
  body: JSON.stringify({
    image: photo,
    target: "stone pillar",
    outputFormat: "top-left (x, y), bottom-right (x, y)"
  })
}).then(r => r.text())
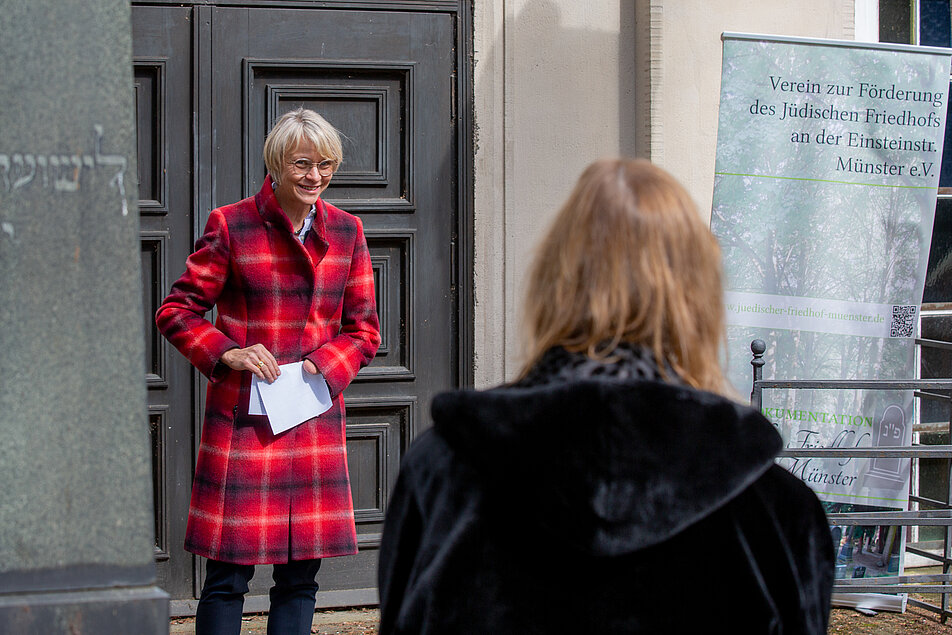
top-left (0, 1), bottom-right (168, 631)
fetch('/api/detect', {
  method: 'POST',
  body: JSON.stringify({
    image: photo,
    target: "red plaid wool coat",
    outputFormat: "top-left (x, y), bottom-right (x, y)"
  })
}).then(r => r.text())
top-left (156, 176), bottom-right (380, 564)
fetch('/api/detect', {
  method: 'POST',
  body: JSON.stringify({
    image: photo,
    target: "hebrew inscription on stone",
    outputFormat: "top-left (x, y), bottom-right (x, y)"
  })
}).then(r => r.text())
top-left (0, 125), bottom-right (129, 216)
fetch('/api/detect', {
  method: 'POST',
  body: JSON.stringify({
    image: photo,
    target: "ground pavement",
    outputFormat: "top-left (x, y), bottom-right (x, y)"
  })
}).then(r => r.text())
top-left (168, 604), bottom-right (952, 634)
top-left (169, 608), bottom-right (379, 634)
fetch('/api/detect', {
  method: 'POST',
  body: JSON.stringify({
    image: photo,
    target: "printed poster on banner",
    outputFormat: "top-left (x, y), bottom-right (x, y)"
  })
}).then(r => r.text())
top-left (710, 34), bottom-right (950, 515)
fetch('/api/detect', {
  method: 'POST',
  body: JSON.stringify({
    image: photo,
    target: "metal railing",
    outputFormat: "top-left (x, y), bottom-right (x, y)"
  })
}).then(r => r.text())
top-left (750, 338), bottom-right (952, 621)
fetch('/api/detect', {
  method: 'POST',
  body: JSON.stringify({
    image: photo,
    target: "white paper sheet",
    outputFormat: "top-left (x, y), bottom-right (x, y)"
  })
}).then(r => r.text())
top-left (250, 361), bottom-right (332, 435)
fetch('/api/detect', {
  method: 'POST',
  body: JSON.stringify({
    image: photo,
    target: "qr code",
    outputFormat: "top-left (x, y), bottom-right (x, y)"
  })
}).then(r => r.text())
top-left (890, 305), bottom-right (917, 338)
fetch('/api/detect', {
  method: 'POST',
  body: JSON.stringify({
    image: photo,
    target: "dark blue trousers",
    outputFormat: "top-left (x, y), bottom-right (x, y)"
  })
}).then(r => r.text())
top-left (194, 558), bottom-right (322, 635)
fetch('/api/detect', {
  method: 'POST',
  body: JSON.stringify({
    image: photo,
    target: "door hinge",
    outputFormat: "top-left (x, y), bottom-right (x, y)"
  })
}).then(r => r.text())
top-left (450, 236), bottom-right (457, 291)
top-left (450, 73), bottom-right (457, 122)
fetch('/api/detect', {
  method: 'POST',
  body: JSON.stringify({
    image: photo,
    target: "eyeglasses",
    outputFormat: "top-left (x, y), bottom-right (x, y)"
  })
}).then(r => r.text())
top-left (287, 158), bottom-right (337, 176)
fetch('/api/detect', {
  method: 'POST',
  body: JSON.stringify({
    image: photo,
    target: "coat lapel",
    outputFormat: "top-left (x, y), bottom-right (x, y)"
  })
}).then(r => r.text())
top-left (304, 197), bottom-right (329, 264)
top-left (253, 176), bottom-right (326, 312)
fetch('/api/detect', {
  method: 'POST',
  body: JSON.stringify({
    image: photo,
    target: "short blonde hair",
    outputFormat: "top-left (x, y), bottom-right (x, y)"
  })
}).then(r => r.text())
top-left (520, 158), bottom-right (728, 393)
top-left (263, 108), bottom-right (343, 184)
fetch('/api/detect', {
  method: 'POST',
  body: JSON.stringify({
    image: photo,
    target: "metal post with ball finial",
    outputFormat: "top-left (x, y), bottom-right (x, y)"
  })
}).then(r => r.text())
top-left (750, 339), bottom-right (766, 409)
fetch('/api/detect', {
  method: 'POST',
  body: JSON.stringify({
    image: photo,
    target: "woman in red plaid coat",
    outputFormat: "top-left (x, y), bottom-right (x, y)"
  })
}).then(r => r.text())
top-left (156, 108), bottom-right (380, 635)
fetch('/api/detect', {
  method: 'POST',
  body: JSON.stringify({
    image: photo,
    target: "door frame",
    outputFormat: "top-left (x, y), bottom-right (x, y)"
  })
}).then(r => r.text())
top-left (133, 0), bottom-right (474, 613)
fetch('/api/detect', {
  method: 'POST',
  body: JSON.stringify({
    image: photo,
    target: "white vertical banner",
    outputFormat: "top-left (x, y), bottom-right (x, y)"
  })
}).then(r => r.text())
top-left (711, 34), bottom-right (950, 516)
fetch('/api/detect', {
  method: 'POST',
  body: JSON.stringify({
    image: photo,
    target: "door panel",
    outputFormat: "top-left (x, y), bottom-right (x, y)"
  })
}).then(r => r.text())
top-left (132, 4), bottom-right (196, 600)
top-left (133, 2), bottom-right (459, 605)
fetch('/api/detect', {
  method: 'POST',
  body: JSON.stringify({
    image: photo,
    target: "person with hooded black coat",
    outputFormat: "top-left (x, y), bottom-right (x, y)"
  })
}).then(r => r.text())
top-left (377, 159), bottom-right (834, 634)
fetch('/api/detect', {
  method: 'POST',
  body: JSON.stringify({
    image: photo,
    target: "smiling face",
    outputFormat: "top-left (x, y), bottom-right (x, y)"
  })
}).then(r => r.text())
top-left (273, 141), bottom-right (335, 220)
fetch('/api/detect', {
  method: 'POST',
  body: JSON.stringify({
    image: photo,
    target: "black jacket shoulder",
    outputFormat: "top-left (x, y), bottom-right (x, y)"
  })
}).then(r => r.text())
top-left (378, 380), bottom-right (834, 634)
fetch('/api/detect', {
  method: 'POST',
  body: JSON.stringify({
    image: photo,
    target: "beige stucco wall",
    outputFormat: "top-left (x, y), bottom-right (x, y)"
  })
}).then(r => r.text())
top-left (472, 0), bottom-right (857, 388)
top-left (472, 1), bottom-right (637, 386)
top-left (649, 0), bottom-right (855, 217)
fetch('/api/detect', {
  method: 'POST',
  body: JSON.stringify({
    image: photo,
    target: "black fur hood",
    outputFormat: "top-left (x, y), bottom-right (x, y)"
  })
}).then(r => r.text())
top-left (431, 358), bottom-right (782, 557)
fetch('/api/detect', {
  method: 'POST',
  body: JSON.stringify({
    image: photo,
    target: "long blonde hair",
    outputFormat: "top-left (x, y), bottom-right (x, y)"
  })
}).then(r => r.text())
top-left (520, 158), bottom-right (728, 393)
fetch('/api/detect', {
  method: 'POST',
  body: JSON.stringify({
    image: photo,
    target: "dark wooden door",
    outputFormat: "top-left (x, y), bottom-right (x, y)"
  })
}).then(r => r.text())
top-left (133, 5), bottom-right (197, 602)
top-left (133, 2), bottom-right (462, 611)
